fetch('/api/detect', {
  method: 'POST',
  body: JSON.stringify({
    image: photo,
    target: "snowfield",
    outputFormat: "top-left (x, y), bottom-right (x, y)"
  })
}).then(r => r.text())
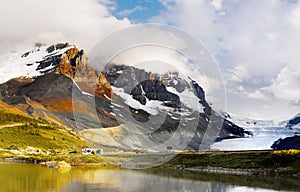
top-left (211, 126), bottom-right (296, 151)
top-left (0, 45), bottom-right (73, 84)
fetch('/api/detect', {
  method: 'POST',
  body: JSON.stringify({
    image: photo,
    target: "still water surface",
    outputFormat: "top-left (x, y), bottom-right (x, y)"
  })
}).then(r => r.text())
top-left (0, 163), bottom-right (299, 192)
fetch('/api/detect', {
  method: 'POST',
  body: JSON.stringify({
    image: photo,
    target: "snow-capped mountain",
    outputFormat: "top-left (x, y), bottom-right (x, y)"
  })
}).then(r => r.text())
top-left (99, 64), bottom-right (250, 150)
top-left (271, 113), bottom-right (300, 150)
top-left (0, 42), bottom-right (115, 129)
top-left (0, 43), bottom-right (74, 84)
top-left (271, 135), bottom-right (300, 150)
top-left (0, 43), bottom-right (249, 151)
top-left (286, 113), bottom-right (300, 129)
top-left (104, 64), bottom-right (210, 116)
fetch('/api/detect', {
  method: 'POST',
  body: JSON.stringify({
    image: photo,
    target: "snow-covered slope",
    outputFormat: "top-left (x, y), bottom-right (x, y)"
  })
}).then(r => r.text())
top-left (166, 86), bottom-right (204, 112)
top-left (286, 113), bottom-right (300, 129)
top-left (105, 64), bottom-right (209, 118)
top-left (221, 112), bottom-right (278, 128)
top-left (0, 43), bottom-right (73, 84)
top-left (112, 83), bottom-right (204, 116)
top-left (112, 86), bottom-right (175, 116)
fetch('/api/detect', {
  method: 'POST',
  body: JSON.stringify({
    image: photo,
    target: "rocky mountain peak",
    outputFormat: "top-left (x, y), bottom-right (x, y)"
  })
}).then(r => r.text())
top-left (0, 42), bottom-right (97, 85)
top-left (55, 47), bottom-right (81, 78)
top-left (103, 64), bottom-right (211, 113)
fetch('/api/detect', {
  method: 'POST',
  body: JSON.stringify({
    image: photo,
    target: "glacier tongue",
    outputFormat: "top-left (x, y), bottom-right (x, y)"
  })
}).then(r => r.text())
top-left (211, 127), bottom-right (295, 151)
top-left (211, 112), bottom-right (300, 150)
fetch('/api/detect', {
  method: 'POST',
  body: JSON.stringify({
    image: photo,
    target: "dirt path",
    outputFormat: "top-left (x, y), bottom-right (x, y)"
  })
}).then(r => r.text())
top-left (0, 123), bottom-right (24, 129)
top-left (0, 123), bottom-right (50, 129)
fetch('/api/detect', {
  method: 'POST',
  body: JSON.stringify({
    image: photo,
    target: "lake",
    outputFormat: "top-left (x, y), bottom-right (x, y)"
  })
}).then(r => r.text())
top-left (0, 163), bottom-right (299, 192)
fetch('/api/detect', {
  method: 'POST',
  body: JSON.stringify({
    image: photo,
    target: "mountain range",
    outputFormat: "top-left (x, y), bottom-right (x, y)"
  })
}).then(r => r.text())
top-left (0, 43), bottom-right (299, 151)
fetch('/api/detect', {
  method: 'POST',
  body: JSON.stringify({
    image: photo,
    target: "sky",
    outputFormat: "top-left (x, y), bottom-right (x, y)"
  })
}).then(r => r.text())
top-left (0, 0), bottom-right (299, 120)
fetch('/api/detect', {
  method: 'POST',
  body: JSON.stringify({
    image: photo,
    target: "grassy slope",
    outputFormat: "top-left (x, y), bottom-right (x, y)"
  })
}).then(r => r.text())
top-left (0, 107), bottom-right (116, 166)
top-left (0, 108), bottom-right (35, 125)
top-left (0, 108), bottom-right (86, 150)
top-left (0, 124), bottom-right (86, 150)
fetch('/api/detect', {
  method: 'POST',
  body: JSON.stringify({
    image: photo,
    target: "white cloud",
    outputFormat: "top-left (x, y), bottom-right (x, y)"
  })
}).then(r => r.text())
top-left (210, 0), bottom-right (223, 10)
top-left (159, 0), bottom-right (176, 7)
top-left (263, 66), bottom-right (300, 101)
top-left (247, 90), bottom-right (268, 101)
top-left (0, 0), bottom-right (131, 55)
top-left (151, 0), bottom-right (300, 119)
top-left (109, 45), bottom-right (217, 99)
top-left (226, 64), bottom-right (249, 83)
top-left (117, 5), bottom-right (148, 17)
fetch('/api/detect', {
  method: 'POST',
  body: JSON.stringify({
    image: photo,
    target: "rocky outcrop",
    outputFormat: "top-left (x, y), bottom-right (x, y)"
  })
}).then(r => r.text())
top-left (55, 47), bottom-right (81, 78)
top-left (95, 73), bottom-right (112, 99)
top-left (34, 43), bottom-right (98, 86)
top-left (272, 136), bottom-right (300, 150)
top-left (131, 79), bottom-right (180, 108)
top-left (0, 78), bottom-right (34, 99)
top-left (103, 64), bottom-right (208, 109)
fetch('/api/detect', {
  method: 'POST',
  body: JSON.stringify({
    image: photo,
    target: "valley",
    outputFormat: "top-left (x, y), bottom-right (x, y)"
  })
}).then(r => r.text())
top-left (0, 43), bottom-right (299, 177)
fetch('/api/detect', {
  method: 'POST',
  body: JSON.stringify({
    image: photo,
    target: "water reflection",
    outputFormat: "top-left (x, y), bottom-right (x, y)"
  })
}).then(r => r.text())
top-left (62, 169), bottom-right (230, 192)
top-left (0, 163), bottom-right (298, 192)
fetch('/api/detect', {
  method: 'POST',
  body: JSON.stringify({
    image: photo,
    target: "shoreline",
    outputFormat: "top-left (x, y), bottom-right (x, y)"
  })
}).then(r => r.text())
top-left (1, 150), bottom-right (300, 178)
top-left (182, 166), bottom-right (297, 177)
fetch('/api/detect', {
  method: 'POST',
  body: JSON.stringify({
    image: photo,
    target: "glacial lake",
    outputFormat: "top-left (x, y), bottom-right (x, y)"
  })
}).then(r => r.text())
top-left (0, 163), bottom-right (299, 192)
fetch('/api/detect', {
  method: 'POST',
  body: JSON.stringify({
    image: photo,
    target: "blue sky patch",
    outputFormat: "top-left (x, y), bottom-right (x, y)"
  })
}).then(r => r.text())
top-left (112, 0), bottom-right (165, 23)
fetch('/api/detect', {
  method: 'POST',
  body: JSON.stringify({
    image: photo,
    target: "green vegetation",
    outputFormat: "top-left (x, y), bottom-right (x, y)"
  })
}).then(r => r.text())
top-left (0, 109), bottom-right (39, 125)
top-left (0, 123), bottom-right (86, 150)
top-left (24, 154), bottom-right (113, 166)
top-left (0, 107), bottom-right (299, 173)
top-left (163, 151), bottom-right (300, 176)
top-left (0, 108), bottom-right (112, 166)
top-left (0, 107), bottom-right (87, 151)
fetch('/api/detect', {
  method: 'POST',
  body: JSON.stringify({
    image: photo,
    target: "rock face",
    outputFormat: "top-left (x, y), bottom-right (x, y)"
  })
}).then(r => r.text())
top-left (272, 136), bottom-right (300, 150)
top-left (55, 47), bottom-right (84, 78)
top-left (95, 73), bottom-right (112, 99)
top-left (130, 79), bottom-right (180, 108)
top-left (190, 79), bottom-right (211, 114)
top-left (103, 64), bottom-right (210, 111)
top-left (35, 43), bottom-right (98, 86)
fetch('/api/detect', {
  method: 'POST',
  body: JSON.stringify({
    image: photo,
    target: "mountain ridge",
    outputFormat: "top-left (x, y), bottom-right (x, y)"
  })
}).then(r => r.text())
top-left (0, 43), bottom-right (260, 151)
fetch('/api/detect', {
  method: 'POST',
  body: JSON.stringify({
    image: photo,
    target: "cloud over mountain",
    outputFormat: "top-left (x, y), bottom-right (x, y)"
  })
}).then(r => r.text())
top-left (151, 0), bottom-right (300, 119)
top-left (0, 0), bottom-right (131, 55)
